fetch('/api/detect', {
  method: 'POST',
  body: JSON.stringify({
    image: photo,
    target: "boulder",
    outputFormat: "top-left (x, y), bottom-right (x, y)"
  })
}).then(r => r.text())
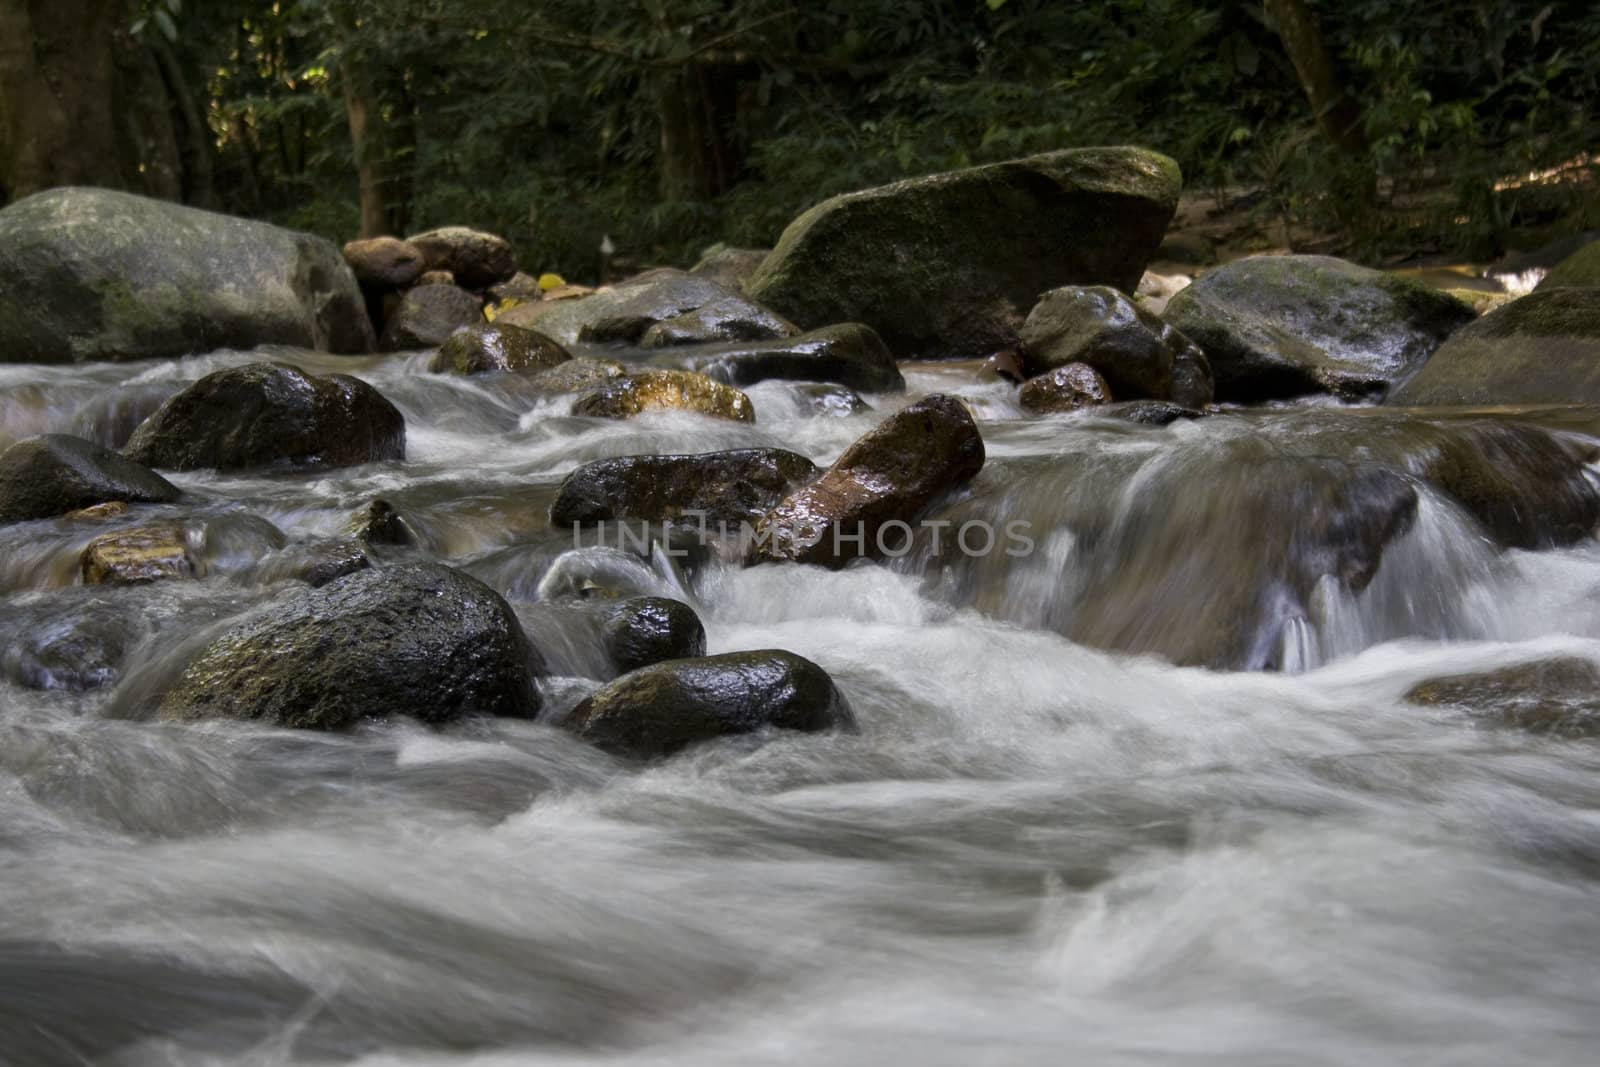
top-left (1534, 238), bottom-right (1600, 290)
top-left (751, 394), bottom-right (984, 566)
top-left (571, 369), bottom-right (756, 423)
top-left (1018, 363), bottom-right (1112, 414)
top-left (639, 297), bottom-right (799, 348)
top-left (429, 323), bottom-right (571, 375)
top-left (379, 284), bottom-right (482, 351)
top-left (80, 522), bottom-right (194, 584)
top-left (0, 435), bottom-right (180, 525)
top-left (1388, 289), bottom-right (1600, 406)
top-left (689, 245), bottom-right (771, 288)
top-left (1405, 657), bottom-right (1600, 737)
top-left (527, 358), bottom-right (626, 396)
top-left (124, 362), bottom-right (405, 472)
top-left (341, 236), bottom-right (425, 289)
top-left (406, 226), bottom-right (517, 290)
top-left (527, 270), bottom-right (755, 347)
top-left (1418, 421), bottom-right (1599, 549)
top-left (746, 146), bottom-right (1182, 360)
top-left (1164, 255), bottom-right (1476, 402)
top-left (563, 650), bottom-right (855, 758)
top-left (0, 187), bottom-right (374, 362)
top-left (552, 448), bottom-right (819, 527)
top-left (602, 597), bottom-right (707, 675)
top-left (158, 562), bottom-right (542, 729)
top-left (653, 322), bottom-right (905, 393)
top-left (1019, 285), bottom-right (1208, 401)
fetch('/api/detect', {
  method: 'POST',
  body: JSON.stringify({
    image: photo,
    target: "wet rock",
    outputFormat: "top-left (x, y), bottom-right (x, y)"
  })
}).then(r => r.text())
top-left (530, 271), bottom-right (764, 348)
top-left (379, 284), bottom-right (482, 350)
top-left (123, 362), bottom-right (405, 473)
top-left (0, 187), bottom-right (374, 363)
top-left (1419, 421), bottom-right (1600, 549)
top-left (487, 271), bottom-right (545, 303)
top-left (341, 236), bottom-right (425, 288)
top-left (64, 501), bottom-right (130, 522)
top-left (293, 539), bottom-right (372, 587)
top-left (794, 383), bottom-right (870, 417)
top-left (639, 297), bottom-right (799, 348)
top-left (1169, 343), bottom-right (1216, 409)
top-left (81, 522), bottom-right (194, 584)
top-left (527, 358), bottom-right (626, 396)
top-left (1388, 289), bottom-right (1600, 406)
top-left (571, 369), bottom-right (756, 423)
top-left (656, 322), bottom-right (905, 393)
top-left (158, 562), bottom-right (542, 729)
top-left (0, 591), bottom-right (146, 691)
top-left (563, 650), bottom-right (855, 758)
top-left (346, 499), bottom-right (415, 547)
top-left (1164, 255), bottom-right (1476, 402)
top-left (1018, 363), bottom-right (1112, 414)
top-left (752, 394), bottom-right (984, 567)
top-left (747, 146), bottom-right (1181, 360)
top-left (1406, 657), bottom-right (1600, 737)
top-left (1535, 238), bottom-right (1600, 290)
top-left (983, 350), bottom-right (1026, 384)
top-left (406, 226), bottom-right (517, 290)
top-left (429, 322), bottom-right (571, 375)
top-left (552, 448), bottom-right (819, 527)
top-left (1104, 400), bottom-right (1207, 426)
top-left (602, 597), bottom-right (707, 675)
top-left (690, 245), bottom-right (771, 288)
top-left (1020, 285), bottom-right (1207, 402)
top-left (0, 434), bottom-right (180, 525)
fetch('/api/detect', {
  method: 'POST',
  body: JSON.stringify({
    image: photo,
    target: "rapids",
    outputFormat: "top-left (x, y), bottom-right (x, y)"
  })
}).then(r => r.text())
top-left (3, 348), bottom-right (1600, 1065)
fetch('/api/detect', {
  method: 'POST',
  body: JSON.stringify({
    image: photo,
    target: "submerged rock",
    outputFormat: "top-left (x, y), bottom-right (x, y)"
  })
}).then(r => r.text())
top-left (602, 597), bottom-right (707, 675)
top-left (1389, 289), bottom-right (1600, 406)
top-left (0, 435), bottom-right (180, 525)
top-left (124, 362), bottom-right (405, 472)
top-left (342, 236), bottom-right (425, 289)
top-left (552, 448), bottom-right (819, 527)
top-left (81, 522), bottom-right (194, 584)
top-left (380, 284), bottom-right (483, 351)
top-left (1165, 255), bottom-right (1475, 402)
top-left (655, 322), bottom-right (905, 393)
top-left (1418, 421), bottom-right (1599, 549)
top-left (563, 650), bottom-right (855, 758)
top-left (639, 297), bottom-right (798, 348)
top-left (1406, 657), bottom-right (1600, 737)
top-left (0, 187), bottom-right (374, 363)
top-left (747, 146), bottom-right (1182, 360)
top-left (159, 562), bottom-right (542, 729)
top-left (527, 358), bottom-right (627, 396)
top-left (571, 369), bottom-right (756, 423)
top-left (1019, 286), bottom-right (1205, 401)
top-left (429, 323), bottom-right (571, 375)
top-left (406, 226), bottom-right (517, 290)
top-left (752, 394), bottom-right (984, 566)
top-left (1019, 363), bottom-right (1113, 414)
top-left (0, 590), bottom-right (150, 691)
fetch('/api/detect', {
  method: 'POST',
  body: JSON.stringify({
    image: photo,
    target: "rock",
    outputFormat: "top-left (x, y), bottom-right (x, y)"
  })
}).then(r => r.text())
top-left (1169, 343), bottom-right (1216, 408)
top-left (123, 362), bottom-right (405, 473)
top-left (487, 271), bottom-right (545, 303)
top-left (1134, 270), bottom-right (1191, 315)
top-left (64, 501), bottom-right (130, 522)
top-left (746, 146), bottom-right (1182, 360)
top-left (571, 369), bottom-right (756, 423)
top-left (794, 383), bottom-right (870, 417)
top-left (654, 322), bottom-right (905, 393)
top-left (1534, 237), bottom-right (1600, 290)
top-left (1388, 289), bottom-right (1600, 406)
top-left (639, 297), bottom-right (799, 348)
top-left (1419, 421), bottom-right (1599, 549)
top-left (602, 597), bottom-right (706, 675)
top-left (0, 435), bottom-right (180, 525)
top-left (689, 244), bottom-right (771, 288)
top-left (983, 350), bottom-right (1026, 384)
top-left (563, 650), bottom-right (854, 758)
top-left (341, 236), bottom-right (425, 289)
top-left (1105, 400), bottom-right (1207, 425)
top-left (527, 358), bottom-right (627, 396)
top-left (0, 590), bottom-right (146, 691)
top-left (0, 187), bottom-right (374, 363)
top-left (1405, 657), bottom-right (1600, 737)
top-left (290, 539), bottom-right (372, 588)
top-left (379, 284), bottom-right (482, 350)
top-left (346, 499), bottom-right (415, 547)
top-left (1019, 285), bottom-right (1205, 400)
top-left (429, 323), bottom-right (571, 375)
top-left (1018, 363), bottom-right (1112, 414)
top-left (81, 522), bottom-right (194, 584)
top-left (552, 448), bottom-right (819, 527)
top-left (528, 270), bottom-right (757, 347)
top-left (158, 562), bottom-right (542, 729)
top-left (406, 226), bottom-right (517, 290)
top-left (417, 270), bottom-right (456, 286)
top-left (752, 394), bottom-right (984, 566)
top-left (1445, 288), bottom-right (1514, 316)
top-left (1164, 255), bottom-right (1476, 402)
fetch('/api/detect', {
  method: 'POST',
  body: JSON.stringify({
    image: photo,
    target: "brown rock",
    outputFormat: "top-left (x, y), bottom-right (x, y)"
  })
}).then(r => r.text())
top-left (407, 226), bottom-right (517, 290)
top-left (1019, 362), bottom-right (1112, 413)
top-left (81, 522), bottom-right (194, 584)
top-left (342, 237), bottom-right (425, 288)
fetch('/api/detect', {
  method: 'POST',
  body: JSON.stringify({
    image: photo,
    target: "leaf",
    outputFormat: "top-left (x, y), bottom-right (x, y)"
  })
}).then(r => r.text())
top-left (986, 0), bottom-right (1009, 9)
top-left (154, 9), bottom-right (177, 41)
top-left (130, 15), bottom-right (147, 35)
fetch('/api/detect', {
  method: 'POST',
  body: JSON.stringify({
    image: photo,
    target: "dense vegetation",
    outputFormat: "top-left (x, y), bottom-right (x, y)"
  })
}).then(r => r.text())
top-left (3, 0), bottom-right (1598, 277)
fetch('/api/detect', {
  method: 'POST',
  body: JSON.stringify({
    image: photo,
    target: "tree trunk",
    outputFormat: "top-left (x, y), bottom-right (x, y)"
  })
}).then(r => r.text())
top-left (656, 62), bottom-right (741, 202)
top-left (342, 55), bottom-right (412, 237)
top-left (150, 36), bottom-right (216, 208)
top-left (1263, 0), bottom-right (1367, 156)
top-left (0, 0), bottom-right (129, 199)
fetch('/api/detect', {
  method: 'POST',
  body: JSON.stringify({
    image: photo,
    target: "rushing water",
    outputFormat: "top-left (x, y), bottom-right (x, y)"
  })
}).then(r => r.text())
top-left (3, 348), bottom-right (1600, 1065)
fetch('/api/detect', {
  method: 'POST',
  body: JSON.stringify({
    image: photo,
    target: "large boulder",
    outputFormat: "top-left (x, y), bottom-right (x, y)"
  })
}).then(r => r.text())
top-left (552, 448), bottom-right (819, 527)
top-left (652, 322), bottom-right (905, 393)
top-left (1019, 285), bottom-right (1209, 402)
top-left (570, 369), bottom-right (756, 423)
top-left (0, 434), bottom-right (180, 524)
top-left (563, 650), bottom-right (855, 758)
top-left (429, 322), bottom-right (571, 375)
top-left (602, 597), bottom-right (707, 676)
top-left (379, 284), bottom-right (483, 351)
top-left (405, 226), bottom-right (517, 290)
top-left (1406, 657), bottom-right (1600, 737)
top-left (124, 362), bottom-right (405, 472)
top-left (0, 187), bottom-right (373, 362)
top-left (751, 394), bottom-right (984, 566)
top-left (1388, 289), bottom-right (1600, 406)
top-left (745, 147), bottom-right (1182, 360)
top-left (1535, 239), bottom-right (1600, 290)
top-left (1164, 255), bottom-right (1476, 402)
top-left (158, 562), bottom-right (542, 729)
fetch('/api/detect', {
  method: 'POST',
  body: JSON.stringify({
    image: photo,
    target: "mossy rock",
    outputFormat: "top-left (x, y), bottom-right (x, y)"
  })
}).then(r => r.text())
top-left (1417, 420), bottom-right (1599, 549)
top-left (570, 369), bottom-right (756, 423)
top-left (0, 434), bottom-right (179, 525)
top-left (1535, 239), bottom-right (1600, 290)
top-left (1020, 285), bottom-right (1208, 401)
top-left (379, 284), bottom-right (483, 351)
top-left (429, 323), bottom-right (572, 375)
top-left (746, 146), bottom-right (1182, 360)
